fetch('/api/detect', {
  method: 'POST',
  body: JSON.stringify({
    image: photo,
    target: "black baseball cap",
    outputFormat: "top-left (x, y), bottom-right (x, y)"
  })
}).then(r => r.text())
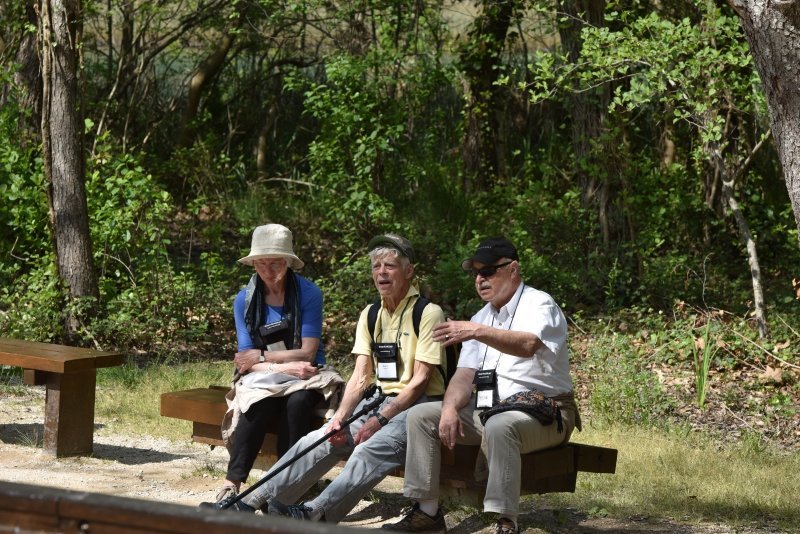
top-left (368, 233), bottom-right (416, 263)
top-left (461, 236), bottom-right (519, 270)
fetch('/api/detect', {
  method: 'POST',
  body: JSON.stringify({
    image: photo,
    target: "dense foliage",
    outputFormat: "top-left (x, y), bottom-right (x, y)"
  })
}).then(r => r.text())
top-left (0, 0), bottom-right (798, 370)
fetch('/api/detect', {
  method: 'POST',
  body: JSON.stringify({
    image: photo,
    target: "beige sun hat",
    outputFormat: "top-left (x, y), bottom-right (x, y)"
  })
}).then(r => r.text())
top-left (238, 224), bottom-right (305, 269)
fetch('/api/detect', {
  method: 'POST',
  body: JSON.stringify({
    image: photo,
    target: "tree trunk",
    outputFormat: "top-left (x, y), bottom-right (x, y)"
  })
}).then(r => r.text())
top-left (729, 0), bottom-right (800, 244)
top-left (119, 0), bottom-right (135, 86)
top-left (40, 0), bottom-right (99, 340)
top-left (178, 31), bottom-right (236, 148)
top-left (94, 1), bottom-right (137, 149)
top-left (557, 0), bottom-right (611, 245)
top-left (257, 100), bottom-right (279, 180)
top-left (91, 0), bottom-right (227, 154)
top-left (10, 1), bottom-right (41, 140)
top-left (459, 0), bottom-right (519, 192)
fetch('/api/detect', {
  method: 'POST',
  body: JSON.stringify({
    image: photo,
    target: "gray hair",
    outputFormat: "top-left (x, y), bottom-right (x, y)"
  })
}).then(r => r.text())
top-left (369, 247), bottom-right (412, 271)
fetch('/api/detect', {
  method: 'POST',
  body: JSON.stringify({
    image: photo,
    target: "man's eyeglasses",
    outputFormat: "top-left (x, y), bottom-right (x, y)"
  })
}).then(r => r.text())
top-left (468, 261), bottom-right (512, 279)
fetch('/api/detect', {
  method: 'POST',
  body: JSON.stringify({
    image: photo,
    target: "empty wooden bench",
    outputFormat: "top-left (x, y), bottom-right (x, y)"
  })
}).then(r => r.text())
top-left (161, 386), bottom-right (617, 495)
top-left (0, 337), bottom-right (125, 457)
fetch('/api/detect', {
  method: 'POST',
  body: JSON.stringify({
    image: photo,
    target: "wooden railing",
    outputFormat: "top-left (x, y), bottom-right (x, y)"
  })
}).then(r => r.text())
top-left (0, 480), bottom-right (357, 534)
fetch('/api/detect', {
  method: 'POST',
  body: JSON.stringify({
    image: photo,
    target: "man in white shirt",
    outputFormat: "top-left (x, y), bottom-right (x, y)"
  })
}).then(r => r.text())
top-left (383, 237), bottom-right (580, 534)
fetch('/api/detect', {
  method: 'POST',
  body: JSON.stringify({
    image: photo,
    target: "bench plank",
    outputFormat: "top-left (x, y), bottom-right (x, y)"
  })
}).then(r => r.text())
top-left (163, 389), bottom-right (314, 468)
top-left (574, 442), bottom-right (618, 473)
top-left (0, 337), bottom-right (124, 374)
top-left (160, 388), bottom-right (229, 427)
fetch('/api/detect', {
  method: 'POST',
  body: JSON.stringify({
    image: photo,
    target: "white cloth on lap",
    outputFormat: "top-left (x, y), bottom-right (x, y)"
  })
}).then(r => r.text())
top-left (221, 367), bottom-right (344, 451)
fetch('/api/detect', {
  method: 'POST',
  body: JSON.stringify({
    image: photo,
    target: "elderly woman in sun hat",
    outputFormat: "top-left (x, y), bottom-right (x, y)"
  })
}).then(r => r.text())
top-left (215, 223), bottom-right (344, 506)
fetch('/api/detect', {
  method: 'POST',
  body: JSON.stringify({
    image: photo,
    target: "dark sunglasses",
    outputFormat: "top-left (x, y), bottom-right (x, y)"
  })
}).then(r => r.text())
top-left (468, 261), bottom-right (512, 279)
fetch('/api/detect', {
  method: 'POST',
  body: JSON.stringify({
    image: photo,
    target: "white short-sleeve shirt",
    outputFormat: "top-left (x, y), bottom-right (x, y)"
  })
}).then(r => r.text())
top-left (457, 282), bottom-right (573, 397)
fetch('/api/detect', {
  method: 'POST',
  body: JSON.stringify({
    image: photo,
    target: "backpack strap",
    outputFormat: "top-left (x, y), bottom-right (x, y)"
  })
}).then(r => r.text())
top-left (411, 296), bottom-right (430, 338)
top-left (367, 300), bottom-right (381, 344)
top-left (412, 296), bottom-right (455, 385)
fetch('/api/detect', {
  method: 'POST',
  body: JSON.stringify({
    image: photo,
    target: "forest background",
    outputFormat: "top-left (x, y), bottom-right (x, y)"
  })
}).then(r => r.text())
top-left (0, 0), bottom-right (799, 496)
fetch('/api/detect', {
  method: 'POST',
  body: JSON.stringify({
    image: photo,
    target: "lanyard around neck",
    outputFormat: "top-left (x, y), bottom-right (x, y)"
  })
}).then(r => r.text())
top-left (375, 295), bottom-right (413, 345)
top-left (479, 284), bottom-right (525, 370)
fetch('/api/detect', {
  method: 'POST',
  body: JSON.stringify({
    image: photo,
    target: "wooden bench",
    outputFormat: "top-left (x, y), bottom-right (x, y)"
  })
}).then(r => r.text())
top-left (0, 337), bottom-right (125, 457)
top-left (161, 387), bottom-right (617, 495)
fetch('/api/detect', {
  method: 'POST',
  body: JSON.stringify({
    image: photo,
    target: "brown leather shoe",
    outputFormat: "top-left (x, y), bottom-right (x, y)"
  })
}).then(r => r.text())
top-left (381, 502), bottom-right (447, 533)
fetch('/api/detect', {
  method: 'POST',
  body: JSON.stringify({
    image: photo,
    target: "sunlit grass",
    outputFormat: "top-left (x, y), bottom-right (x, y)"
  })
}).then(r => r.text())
top-left (188, 458), bottom-right (226, 480)
top-left (0, 365), bottom-right (27, 393)
top-left (539, 425), bottom-right (800, 530)
top-left (95, 359), bottom-right (231, 441)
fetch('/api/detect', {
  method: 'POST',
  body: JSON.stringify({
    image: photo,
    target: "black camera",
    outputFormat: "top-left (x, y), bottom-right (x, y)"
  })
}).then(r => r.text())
top-left (259, 317), bottom-right (289, 349)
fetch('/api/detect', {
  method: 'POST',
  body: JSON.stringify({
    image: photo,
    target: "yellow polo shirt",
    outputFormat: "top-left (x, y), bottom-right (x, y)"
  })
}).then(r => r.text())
top-left (351, 286), bottom-right (446, 397)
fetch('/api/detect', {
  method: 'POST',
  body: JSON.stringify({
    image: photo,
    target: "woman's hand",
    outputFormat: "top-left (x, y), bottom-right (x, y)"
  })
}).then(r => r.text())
top-left (233, 349), bottom-right (259, 374)
top-left (276, 361), bottom-right (319, 379)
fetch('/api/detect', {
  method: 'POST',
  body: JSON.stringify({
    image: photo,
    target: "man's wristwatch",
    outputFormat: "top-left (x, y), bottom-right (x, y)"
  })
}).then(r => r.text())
top-left (258, 349), bottom-right (266, 363)
top-left (374, 414), bottom-right (389, 426)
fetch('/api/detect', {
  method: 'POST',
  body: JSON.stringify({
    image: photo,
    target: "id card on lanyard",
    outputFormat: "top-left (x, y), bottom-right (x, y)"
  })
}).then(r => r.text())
top-left (473, 368), bottom-right (497, 409)
top-left (371, 298), bottom-right (412, 382)
top-left (372, 342), bottom-right (399, 380)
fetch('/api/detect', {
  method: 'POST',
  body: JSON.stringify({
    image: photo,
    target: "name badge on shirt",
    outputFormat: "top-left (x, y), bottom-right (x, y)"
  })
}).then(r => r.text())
top-left (473, 369), bottom-right (497, 409)
top-left (372, 342), bottom-right (399, 381)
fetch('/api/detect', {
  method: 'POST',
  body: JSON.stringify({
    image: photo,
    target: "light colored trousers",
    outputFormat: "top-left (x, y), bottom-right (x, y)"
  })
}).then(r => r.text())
top-left (402, 398), bottom-right (576, 521)
top-left (243, 392), bottom-right (434, 523)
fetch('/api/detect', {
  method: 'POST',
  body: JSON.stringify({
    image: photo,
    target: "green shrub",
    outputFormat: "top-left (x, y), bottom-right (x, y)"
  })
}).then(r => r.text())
top-left (581, 325), bottom-right (677, 426)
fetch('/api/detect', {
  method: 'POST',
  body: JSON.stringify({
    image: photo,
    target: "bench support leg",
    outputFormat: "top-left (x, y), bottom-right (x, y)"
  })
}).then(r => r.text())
top-left (42, 369), bottom-right (96, 456)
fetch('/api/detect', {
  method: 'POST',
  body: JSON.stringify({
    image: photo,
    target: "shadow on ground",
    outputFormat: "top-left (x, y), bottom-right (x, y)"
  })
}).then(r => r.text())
top-left (0, 423), bottom-right (186, 465)
top-left (0, 423), bottom-right (43, 448)
top-left (350, 489), bottom-right (704, 533)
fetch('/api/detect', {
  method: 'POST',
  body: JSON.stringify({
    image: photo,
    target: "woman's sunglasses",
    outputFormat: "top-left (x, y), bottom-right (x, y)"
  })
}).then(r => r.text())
top-left (468, 261), bottom-right (512, 279)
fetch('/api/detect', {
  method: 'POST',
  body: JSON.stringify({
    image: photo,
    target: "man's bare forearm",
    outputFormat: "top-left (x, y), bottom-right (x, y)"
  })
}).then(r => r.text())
top-left (442, 367), bottom-right (475, 413)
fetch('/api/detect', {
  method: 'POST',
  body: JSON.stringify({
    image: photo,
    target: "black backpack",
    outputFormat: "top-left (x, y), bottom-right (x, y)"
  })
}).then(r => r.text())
top-left (367, 296), bottom-right (459, 386)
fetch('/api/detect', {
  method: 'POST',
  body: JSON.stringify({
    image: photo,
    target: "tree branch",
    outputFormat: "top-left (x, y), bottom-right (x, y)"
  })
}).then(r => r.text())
top-left (731, 129), bottom-right (773, 183)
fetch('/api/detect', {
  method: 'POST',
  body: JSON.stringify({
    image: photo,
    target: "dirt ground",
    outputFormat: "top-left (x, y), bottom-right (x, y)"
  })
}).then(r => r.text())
top-left (0, 388), bottom-right (790, 534)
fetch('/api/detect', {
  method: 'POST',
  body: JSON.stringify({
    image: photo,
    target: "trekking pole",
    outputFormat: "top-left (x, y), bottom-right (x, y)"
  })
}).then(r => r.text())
top-left (222, 384), bottom-right (386, 509)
